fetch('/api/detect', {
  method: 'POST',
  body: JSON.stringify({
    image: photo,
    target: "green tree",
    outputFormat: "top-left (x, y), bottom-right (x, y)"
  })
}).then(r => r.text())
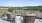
top-left (8, 8), bottom-right (14, 12)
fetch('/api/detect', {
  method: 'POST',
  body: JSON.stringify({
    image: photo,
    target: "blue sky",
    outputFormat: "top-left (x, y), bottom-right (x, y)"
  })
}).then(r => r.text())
top-left (0, 0), bottom-right (42, 6)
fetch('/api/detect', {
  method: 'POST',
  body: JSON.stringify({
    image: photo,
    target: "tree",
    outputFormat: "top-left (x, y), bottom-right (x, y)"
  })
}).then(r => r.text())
top-left (8, 8), bottom-right (14, 12)
top-left (39, 9), bottom-right (42, 12)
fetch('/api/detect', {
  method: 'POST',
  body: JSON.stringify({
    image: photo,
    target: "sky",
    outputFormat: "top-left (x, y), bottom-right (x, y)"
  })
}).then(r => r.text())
top-left (0, 0), bottom-right (42, 7)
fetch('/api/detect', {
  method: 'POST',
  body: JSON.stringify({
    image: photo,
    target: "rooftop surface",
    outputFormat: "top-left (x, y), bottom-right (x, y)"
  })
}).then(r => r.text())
top-left (0, 16), bottom-right (42, 23)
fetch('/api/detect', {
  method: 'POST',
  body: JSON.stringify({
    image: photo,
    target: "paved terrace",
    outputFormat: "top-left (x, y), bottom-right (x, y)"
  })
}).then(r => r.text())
top-left (0, 16), bottom-right (42, 23)
top-left (0, 16), bottom-right (10, 23)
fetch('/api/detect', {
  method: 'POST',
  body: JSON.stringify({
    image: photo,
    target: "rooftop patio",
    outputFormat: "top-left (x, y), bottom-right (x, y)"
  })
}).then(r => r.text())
top-left (0, 16), bottom-right (42, 23)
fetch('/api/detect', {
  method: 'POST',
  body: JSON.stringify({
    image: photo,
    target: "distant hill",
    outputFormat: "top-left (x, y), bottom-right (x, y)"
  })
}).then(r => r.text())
top-left (0, 6), bottom-right (42, 11)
